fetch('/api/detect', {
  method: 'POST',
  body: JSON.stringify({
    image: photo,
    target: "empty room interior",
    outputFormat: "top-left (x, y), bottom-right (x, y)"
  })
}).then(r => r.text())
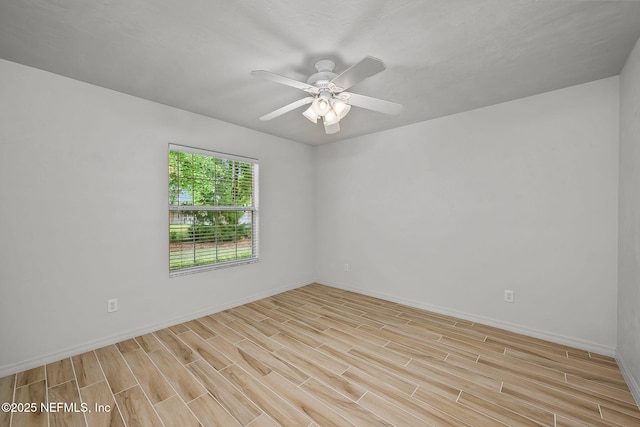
top-left (1, 1), bottom-right (640, 426)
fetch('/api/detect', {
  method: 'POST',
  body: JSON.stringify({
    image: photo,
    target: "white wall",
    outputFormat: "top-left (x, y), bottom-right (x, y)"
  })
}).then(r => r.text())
top-left (315, 77), bottom-right (620, 354)
top-left (0, 59), bottom-right (316, 376)
top-left (618, 37), bottom-right (640, 404)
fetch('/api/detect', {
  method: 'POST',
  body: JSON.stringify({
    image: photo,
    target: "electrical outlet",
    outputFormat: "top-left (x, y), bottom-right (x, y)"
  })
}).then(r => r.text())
top-left (504, 290), bottom-right (514, 303)
top-left (107, 298), bottom-right (118, 313)
top-left (343, 263), bottom-right (350, 272)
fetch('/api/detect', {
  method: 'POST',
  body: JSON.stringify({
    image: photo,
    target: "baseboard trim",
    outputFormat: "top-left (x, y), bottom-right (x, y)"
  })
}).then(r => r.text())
top-left (616, 351), bottom-right (640, 408)
top-left (0, 279), bottom-right (310, 377)
top-left (317, 280), bottom-right (617, 357)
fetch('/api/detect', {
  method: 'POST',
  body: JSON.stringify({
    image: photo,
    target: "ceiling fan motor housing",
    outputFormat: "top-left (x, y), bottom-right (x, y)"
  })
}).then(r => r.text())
top-left (307, 60), bottom-right (338, 85)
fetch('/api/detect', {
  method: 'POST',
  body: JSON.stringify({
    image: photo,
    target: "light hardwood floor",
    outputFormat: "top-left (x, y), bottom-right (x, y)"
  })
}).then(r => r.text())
top-left (1, 283), bottom-right (639, 426)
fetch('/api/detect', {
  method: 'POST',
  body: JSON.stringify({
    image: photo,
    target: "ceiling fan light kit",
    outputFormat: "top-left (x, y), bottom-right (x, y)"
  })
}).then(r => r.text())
top-left (251, 56), bottom-right (402, 134)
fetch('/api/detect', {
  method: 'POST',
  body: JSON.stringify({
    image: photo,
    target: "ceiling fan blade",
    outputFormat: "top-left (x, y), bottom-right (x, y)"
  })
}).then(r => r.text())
top-left (344, 92), bottom-right (403, 115)
top-left (324, 121), bottom-right (340, 134)
top-left (330, 56), bottom-right (386, 91)
top-left (259, 97), bottom-right (314, 121)
top-left (251, 70), bottom-right (315, 92)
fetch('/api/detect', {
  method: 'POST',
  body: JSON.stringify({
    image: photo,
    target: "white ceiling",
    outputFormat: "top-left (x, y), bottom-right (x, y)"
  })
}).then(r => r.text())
top-left (1, 0), bottom-right (639, 145)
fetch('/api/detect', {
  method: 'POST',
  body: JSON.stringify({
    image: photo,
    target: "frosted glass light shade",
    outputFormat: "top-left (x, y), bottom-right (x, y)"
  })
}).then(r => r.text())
top-left (324, 121), bottom-right (340, 134)
top-left (323, 109), bottom-right (339, 126)
top-left (302, 106), bottom-right (318, 123)
top-left (331, 99), bottom-right (351, 120)
top-left (311, 90), bottom-right (333, 116)
top-left (312, 97), bottom-right (330, 116)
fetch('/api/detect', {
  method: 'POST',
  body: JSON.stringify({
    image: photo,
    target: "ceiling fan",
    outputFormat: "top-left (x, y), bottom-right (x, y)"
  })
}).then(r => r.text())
top-left (251, 56), bottom-right (403, 134)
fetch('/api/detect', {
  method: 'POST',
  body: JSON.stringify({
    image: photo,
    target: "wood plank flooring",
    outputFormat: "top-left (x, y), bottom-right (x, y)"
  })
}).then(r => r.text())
top-left (1, 283), bottom-right (639, 426)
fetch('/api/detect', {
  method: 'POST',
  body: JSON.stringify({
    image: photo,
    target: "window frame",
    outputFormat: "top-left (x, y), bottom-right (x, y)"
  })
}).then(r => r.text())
top-left (168, 143), bottom-right (259, 277)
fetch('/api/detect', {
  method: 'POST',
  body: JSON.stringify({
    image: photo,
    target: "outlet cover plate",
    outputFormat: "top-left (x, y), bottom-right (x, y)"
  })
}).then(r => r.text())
top-left (504, 290), bottom-right (514, 303)
top-left (107, 298), bottom-right (118, 312)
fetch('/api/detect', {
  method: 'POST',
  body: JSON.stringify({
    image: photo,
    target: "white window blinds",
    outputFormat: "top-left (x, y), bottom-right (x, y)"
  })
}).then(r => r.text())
top-left (169, 144), bottom-right (259, 276)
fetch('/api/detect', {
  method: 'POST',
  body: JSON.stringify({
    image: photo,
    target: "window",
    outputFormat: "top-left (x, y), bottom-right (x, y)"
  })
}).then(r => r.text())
top-left (169, 144), bottom-right (258, 275)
